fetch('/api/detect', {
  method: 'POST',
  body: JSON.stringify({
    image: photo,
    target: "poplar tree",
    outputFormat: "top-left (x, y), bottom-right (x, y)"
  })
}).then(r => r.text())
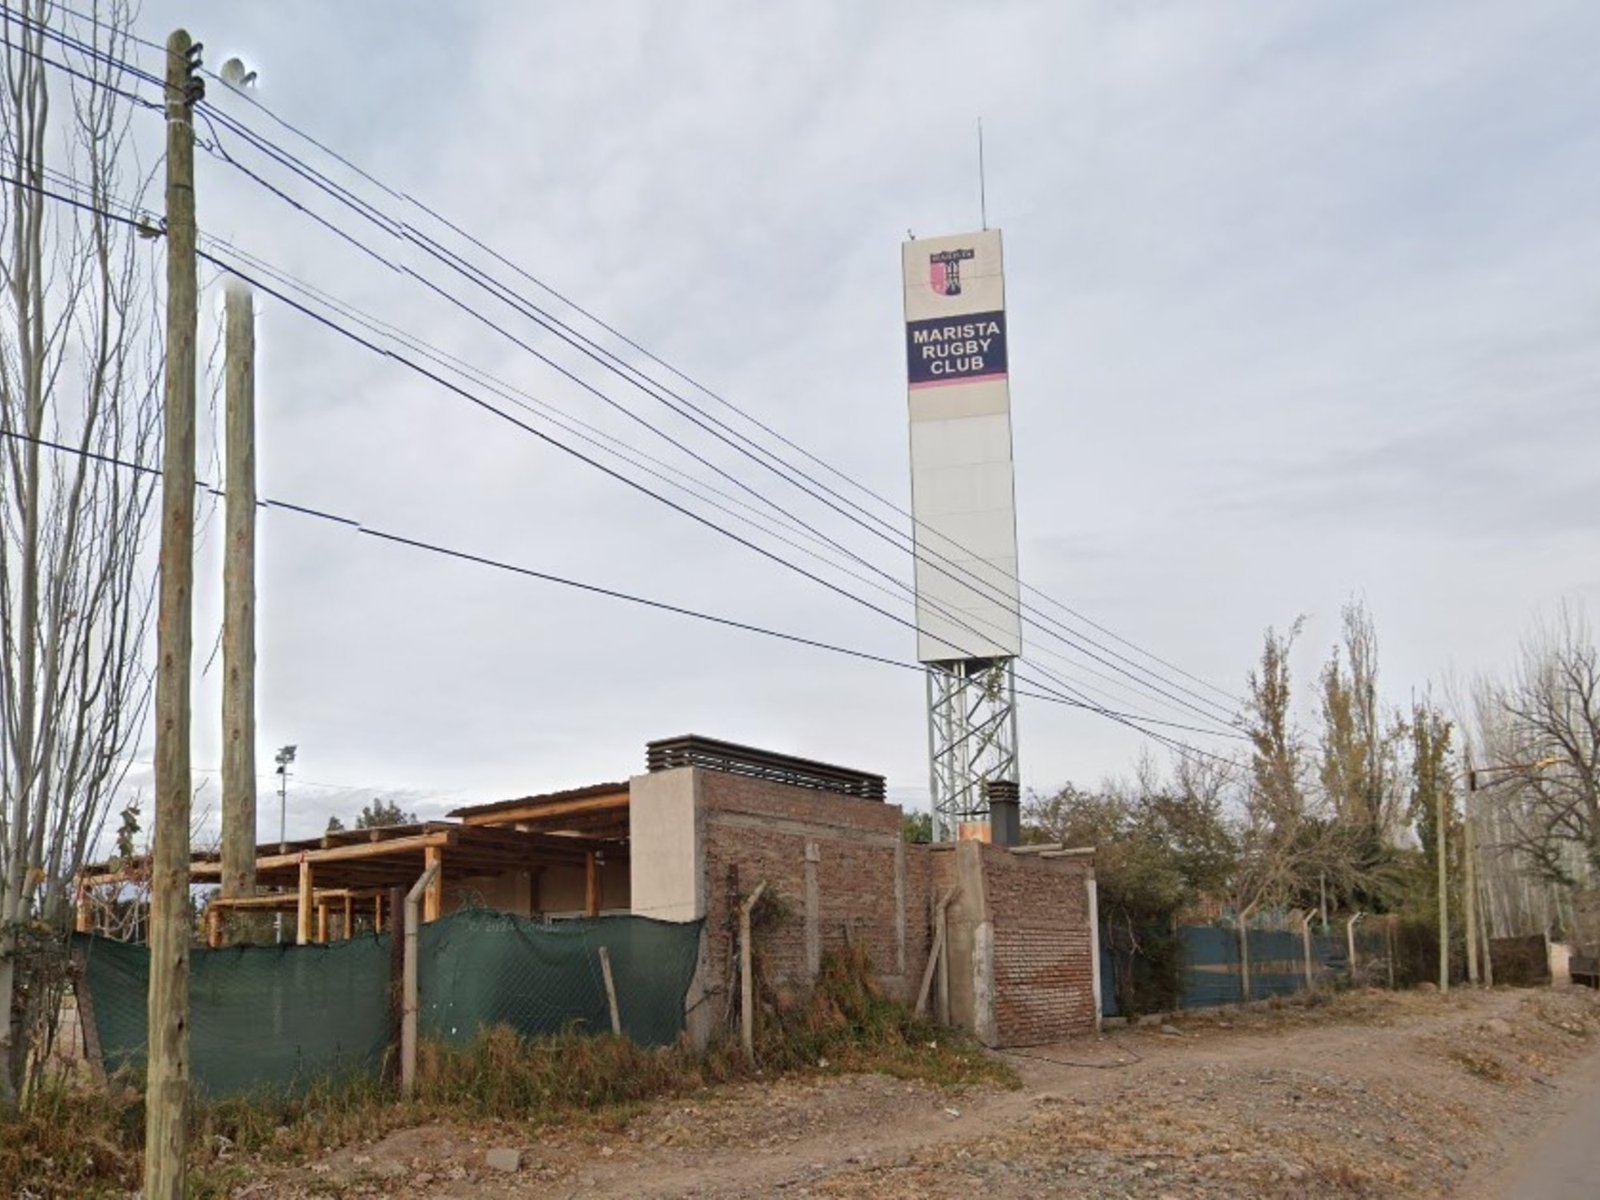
top-left (0, 0), bottom-right (158, 1105)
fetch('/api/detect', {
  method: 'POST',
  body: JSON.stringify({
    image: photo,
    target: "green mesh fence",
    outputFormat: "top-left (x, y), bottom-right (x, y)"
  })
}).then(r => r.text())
top-left (73, 909), bottom-right (703, 1099)
top-left (420, 908), bottom-right (703, 1048)
top-left (73, 932), bottom-right (393, 1098)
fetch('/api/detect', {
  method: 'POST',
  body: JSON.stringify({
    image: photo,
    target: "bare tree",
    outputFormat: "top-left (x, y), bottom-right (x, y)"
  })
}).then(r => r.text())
top-left (0, 0), bottom-right (159, 1104)
top-left (1486, 605), bottom-right (1600, 896)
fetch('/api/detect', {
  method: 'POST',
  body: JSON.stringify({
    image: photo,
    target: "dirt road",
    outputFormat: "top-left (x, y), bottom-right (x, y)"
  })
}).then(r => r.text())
top-left (247, 986), bottom-right (1600, 1199)
top-left (1464, 1043), bottom-right (1600, 1199)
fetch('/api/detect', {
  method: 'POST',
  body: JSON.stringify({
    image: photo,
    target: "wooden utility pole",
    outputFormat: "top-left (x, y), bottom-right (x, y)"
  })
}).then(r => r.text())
top-left (145, 28), bottom-right (201, 1200)
top-left (220, 279), bottom-right (257, 911)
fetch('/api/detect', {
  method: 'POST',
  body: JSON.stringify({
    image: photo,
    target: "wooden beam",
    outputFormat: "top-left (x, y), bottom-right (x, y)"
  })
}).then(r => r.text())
top-left (193, 830), bottom-right (454, 878)
top-left (423, 845), bottom-right (443, 923)
top-left (452, 824), bottom-right (622, 854)
top-left (296, 857), bottom-right (313, 945)
top-left (585, 852), bottom-right (600, 916)
top-left (460, 792), bottom-right (628, 827)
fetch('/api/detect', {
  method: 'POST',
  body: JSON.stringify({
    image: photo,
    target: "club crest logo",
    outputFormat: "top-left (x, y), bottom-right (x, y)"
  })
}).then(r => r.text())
top-left (928, 247), bottom-right (975, 297)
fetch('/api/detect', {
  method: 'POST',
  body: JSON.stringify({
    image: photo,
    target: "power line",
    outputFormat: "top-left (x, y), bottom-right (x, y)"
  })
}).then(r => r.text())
top-left (0, 147), bottom-right (1209, 742)
top-left (0, 420), bottom-right (1243, 762)
top-left (200, 232), bottom-right (1238, 731)
top-left (196, 242), bottom-right (1244, 752)
top-left (4, 10), bottom-right (1245, 734)
top-left (190, 114), bottom-right (1243, 729)
top-left (147, 55), bottom-right (1243, 721)
top-left (0, 26), bottom-right (1247, 762)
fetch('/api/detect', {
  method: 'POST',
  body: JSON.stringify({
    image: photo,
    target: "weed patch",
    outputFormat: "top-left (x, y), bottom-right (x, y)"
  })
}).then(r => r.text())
top-left (1, 950), bottom-right (1007, 1196)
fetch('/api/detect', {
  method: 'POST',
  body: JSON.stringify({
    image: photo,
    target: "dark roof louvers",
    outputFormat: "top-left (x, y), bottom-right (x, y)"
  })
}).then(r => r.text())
top-left (646, 734), bottom-right (885, 802)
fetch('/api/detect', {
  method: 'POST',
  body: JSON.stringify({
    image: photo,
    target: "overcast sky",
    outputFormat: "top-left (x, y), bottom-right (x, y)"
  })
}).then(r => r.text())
top-left (97, 0), bottom-right (1600, 844)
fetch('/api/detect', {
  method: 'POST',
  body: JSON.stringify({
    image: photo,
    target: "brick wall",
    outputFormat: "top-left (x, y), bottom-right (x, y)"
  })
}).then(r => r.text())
top-left (698, 771), bottom-right (916, 1022)
top-left (627, 765), bottom-right (1096, 1048)
top-left (980, 845), bottom-right (1097, 1045)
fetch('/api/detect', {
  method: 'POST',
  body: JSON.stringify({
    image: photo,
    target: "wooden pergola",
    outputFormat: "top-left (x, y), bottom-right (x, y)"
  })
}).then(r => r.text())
top-left (78, 819), bottom-right (627, 946)
top-left (449, 781), bottom-right (630, 838)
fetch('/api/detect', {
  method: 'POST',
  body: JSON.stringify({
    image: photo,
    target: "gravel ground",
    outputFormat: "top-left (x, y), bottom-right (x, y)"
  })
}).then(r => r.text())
top-left (231, 986), bottom-right (1600, 1199)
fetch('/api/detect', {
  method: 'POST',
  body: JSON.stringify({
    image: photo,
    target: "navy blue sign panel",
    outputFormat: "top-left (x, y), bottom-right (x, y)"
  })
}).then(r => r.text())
top-left (906, 309), bottom-right (1008, 389)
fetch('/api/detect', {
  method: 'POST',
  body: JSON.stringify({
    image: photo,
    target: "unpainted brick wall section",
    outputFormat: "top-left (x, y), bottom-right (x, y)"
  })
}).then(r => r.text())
top-left (979, 845), bottom-right (1097, 1045)
top-left (688, 771), bottom-right (1095, 1047)
top-left (697, 771), bottom-right (926, 1027)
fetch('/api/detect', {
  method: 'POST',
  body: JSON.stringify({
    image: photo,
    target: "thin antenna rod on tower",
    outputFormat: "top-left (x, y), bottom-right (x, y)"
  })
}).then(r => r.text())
top-left (978, 118), bottom-right (988, 230)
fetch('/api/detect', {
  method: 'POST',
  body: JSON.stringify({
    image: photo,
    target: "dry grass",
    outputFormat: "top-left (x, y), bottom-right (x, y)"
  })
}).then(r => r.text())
top-left (756, 944), bottom-right (1015, 1090)
top-left (0, 948), bottom-right (1007, 1197)
top-left (1449, 1048), bottom-right (1513, 1083)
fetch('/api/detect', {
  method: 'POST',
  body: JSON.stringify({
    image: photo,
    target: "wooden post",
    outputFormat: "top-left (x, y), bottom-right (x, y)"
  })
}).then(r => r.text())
top-left (74, 878), bottom-right (92, 934)
top-left (1479, 872), bottom-right (1496, 987)
top-left (219, 279), bottom-right (257, 915)
top-left (1464, 810), bottom-right (1480, 985)
top-left (935, 893), bottom-right (952, 1025)
top-left (296, 857), bottom-right (313, 945)
top-left (423, 845), bottom-right (443, 923)
top-left (1346, 912), bottom-right (1364, 983)
top-left (316, 902), bottom-right (329, 945)
top-left (402, 862), bottom-right (440, 1097)
top-left (374, 889), bottom-right (384, 933)
top-left (343, 893), bottom-right (354, 940)
top-left (1385, 916), bottom-right (1396, 989)
top-left (1299, 909), bottom-right (1315, 989)
top-left (585, 852), bottom-right (600, 916)
top-left (598, 946), bottom-right (622, 1036)
top-left (739, 881), bottom-right (768, 1064)
top-left (205, 907), bottom-right (221, 949)
top-left (1437, 769), bottom-right (1450, 993)
top-left (145, 29), bottom-right (201, 1200)
top-left (1238, 904), bottom-right (1256, 1002)
top-left (915, 889), bottom-right (956, 1019)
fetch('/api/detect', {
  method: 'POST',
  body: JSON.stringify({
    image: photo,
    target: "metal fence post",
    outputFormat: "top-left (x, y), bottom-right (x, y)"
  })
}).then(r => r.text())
top-left (1346, 912), bottom-right (1365, 984)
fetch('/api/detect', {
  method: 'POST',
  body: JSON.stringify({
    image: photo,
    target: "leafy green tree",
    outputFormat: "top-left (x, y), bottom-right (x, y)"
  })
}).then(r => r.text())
top-left (328, 798), bottom-right (418, 833)
top-left (900, 810), bottom-right (933, 844)
top-left (1026, 771), bottom-right (1237, 1013)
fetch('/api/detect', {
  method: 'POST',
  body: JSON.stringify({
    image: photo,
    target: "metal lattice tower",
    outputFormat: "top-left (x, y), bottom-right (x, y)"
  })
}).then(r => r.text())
top-left (927, 657), bottom-right (1019, 841)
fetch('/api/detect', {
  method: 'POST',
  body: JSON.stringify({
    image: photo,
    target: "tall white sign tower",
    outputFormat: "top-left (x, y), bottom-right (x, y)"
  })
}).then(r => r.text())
top-left (902, 229), bottom-right (1022, 841)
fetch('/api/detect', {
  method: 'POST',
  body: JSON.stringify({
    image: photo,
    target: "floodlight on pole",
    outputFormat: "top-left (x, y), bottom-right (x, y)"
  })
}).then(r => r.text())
top-left (274, 744), bottom-right (297, 852)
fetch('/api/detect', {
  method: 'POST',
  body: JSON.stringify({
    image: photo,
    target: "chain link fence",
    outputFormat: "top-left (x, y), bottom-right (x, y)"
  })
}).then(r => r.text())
top-left (1101, 918), bottom-right (1401, 1017)
top-left (419, 908), bottom-right (702, 1048)
top-left (73, 907), bottom-right (703, 1099)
